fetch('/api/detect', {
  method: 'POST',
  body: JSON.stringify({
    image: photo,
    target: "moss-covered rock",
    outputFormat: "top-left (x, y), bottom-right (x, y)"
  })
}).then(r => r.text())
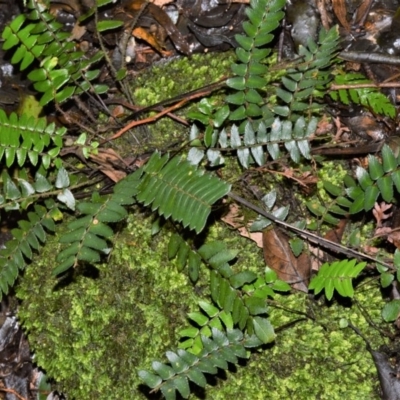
top-left (17, 213), bottom-right (201, 399)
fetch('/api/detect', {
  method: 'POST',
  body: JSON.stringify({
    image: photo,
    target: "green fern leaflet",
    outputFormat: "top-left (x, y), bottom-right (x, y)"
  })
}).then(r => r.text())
top-left (309, 259), bottom-right (366, 300)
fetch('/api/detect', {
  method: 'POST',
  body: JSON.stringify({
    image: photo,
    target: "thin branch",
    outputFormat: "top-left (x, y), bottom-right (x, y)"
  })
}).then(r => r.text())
top-left (228, 192), bottom-right (394, 269)
top-left (0, 387), bottom-right (27, 400)
top-left (331, 83), bottom-right (400, 90)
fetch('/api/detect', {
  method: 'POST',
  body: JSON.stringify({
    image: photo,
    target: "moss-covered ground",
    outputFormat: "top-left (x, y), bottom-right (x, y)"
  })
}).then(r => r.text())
top-left (16, 209), bottom-right (385, 399)
top-left (15, 51), bottom-right (388, 400)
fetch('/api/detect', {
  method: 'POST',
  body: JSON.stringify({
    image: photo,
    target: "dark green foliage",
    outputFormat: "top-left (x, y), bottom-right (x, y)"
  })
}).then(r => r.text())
top-left (0, 200), bottom-right (57, 298)
top-left (54, 170), bottom-right (140, 275)
top-left (226, 0), bottom-right (285, 120)
top-left (178, 264), bottom-right (289, 353)
top-left (140, 248), bottom-right (290, 397)
top-left (0, 110), bottom-right (66, 169)
top-left (168, 233), bottom-right (201, 282)
top-left (275, 25), bottom-right (340, 118)
top-left (138, 328), bottom-right (262, 400)
top-left (308, 145), bottom-right (400, 227)
top-left (330, 72), bottom-right (396, 118)
top-left (306, 179), bottom-right (350, 226)
top-left (0, 167), bottom-right (73, 300)
top-left (135, 152), bottom-right (231, 233)
top-left (0, 0), bottom-right (397, 398)
top-left (2, 0), bottom-right (108, 105)
top-left (189, 0), bottom-right (340, 167)
top-left (324, 145), bottom-right (400, 215)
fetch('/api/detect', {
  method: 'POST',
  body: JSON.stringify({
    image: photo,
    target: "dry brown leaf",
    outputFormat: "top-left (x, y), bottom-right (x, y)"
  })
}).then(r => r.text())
top-left (378, 227), bottom-right (400, 249)
top-left (70, 23), bottom-right (87, 41)
top-left (111, 105), bottom-right (125, 118)
top-left (89, 148), bottom-right (128, 168)
top-left (89, 148), bottom-right (130, 182)
top-left (373, 202), bottom-right (393, 227)
top-left (325, 218), bottom-right (347, 244)
top-left (308, 219), bottom-right (348, 271)
top-left (150, 0), bottom-right (175, 6)
top-left (99, 168), bottom-right (127, 182)
top-left (332, 0), bottom-right (350, 32)
top-left (221, 203), bottom-right (263, 247)
top-left (132, 27), bottom-right (172, 56)
top-left (263, 228), bottom-right (310, 292)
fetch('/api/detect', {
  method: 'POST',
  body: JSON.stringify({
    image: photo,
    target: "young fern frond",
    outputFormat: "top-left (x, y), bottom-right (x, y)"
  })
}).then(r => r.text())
top-left (168, 233), bottom-right (202, 283)
top-left (226, 0), bottom-right (286, 121)
top-left (306, 179), bottom-right (351, 226)
top-left (139, 255), bottom-right (288, 398)
top-left (0, 200), bottom-right (57, 300)
top-left (308, 259), bottom-right (366, 300)
top-left (0, 166), bottom-right (77, 298)
top-left (190, 2), bottom-right (340, 167)
top-left (275, 25), bottom-right (340, 118)
top-left (0, 168), bottom-right (74, 211)
top-left (339, 145), bottom-right (400, 214)
top-left (307, 144), bottom-right (400, 225)
top-left (330, 72), bottom-right (396, 118)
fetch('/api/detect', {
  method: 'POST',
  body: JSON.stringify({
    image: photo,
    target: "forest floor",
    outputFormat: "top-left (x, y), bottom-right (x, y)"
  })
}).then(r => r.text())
top-left (1, 0), bottom-right (400, 399)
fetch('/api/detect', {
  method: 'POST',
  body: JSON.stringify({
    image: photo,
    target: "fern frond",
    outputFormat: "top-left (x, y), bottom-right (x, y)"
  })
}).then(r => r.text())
top-left (192, 18), bottom-right (339, 167)
top-left (226, 0), bottom-right (286, 121)
top-left (0, 168), bottom-right (73, 211)
top-left (337, 145), bottom-right (400, 214)
top-left (0, 200), bottom-right (57, 299)
top-left (168, 233), bottom-right (201, 283)
top-left (2, 0), bottom-right (108, 105)
top-left (0, 110), bottom-right (66, 169)
top-left (330, 72), bottom-right (396, 118)
top-left (276, 26), bottom-right (340, 118)
top-left (305, 180), bottom-right (349, 226)
top-left (308, 259), bottom-right (366, 300)
top-left (136, 152), bottom-right (231, 234)
top-left (53, 170), bottom-right (139, 275)
top-left (138, 328), bottom-right (264, 400)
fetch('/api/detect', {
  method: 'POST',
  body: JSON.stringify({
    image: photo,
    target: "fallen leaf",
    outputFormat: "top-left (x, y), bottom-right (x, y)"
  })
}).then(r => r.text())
top-left (263, 228), bottom-right (310, 292)
top-left (324, 218), bottom-right (347, 245)
top-left (132, 27), bottom-right (171, 56)
top-left (221, 203), bottom-right (263, 247)
top-left (99, 167), bottom-right (126, 182)
top-left (332, 0), bottom-right (350, 32)
top-left (89, 148), bottom-right (129, 169)
top-left (310, 219), bottom-right (348, 270)
top-left (373, 202), bottom-right (393, 227)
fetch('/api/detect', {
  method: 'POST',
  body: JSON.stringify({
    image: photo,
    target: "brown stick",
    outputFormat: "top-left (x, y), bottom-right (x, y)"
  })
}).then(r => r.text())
top-left (0, 387), bottom-right (27, 400)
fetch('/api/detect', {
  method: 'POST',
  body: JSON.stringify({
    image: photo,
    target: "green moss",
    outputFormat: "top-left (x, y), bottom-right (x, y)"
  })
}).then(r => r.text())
top-left (204, 280), bottom-right (384, 399)
top-left (133, 53), bottom-right (233, 107)
top-left (123, 52), bottom-right (234, 152)
top-left (317, 161), bottom-right (347, 202)
top-left (17, 213), bottom-right (201, 399)
top-left (16, 211), bottom-right (386, 399)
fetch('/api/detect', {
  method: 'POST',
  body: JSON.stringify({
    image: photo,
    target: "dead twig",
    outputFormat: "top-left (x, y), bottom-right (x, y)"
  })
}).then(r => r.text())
top-left (331, 83), bottom-right (400, 90)
top-left (0, 387), bottom-right (27, 400)
top-left (102, 79), bottom-right (227, 143)
top-left (229, 192), bottom-right (394, 270)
